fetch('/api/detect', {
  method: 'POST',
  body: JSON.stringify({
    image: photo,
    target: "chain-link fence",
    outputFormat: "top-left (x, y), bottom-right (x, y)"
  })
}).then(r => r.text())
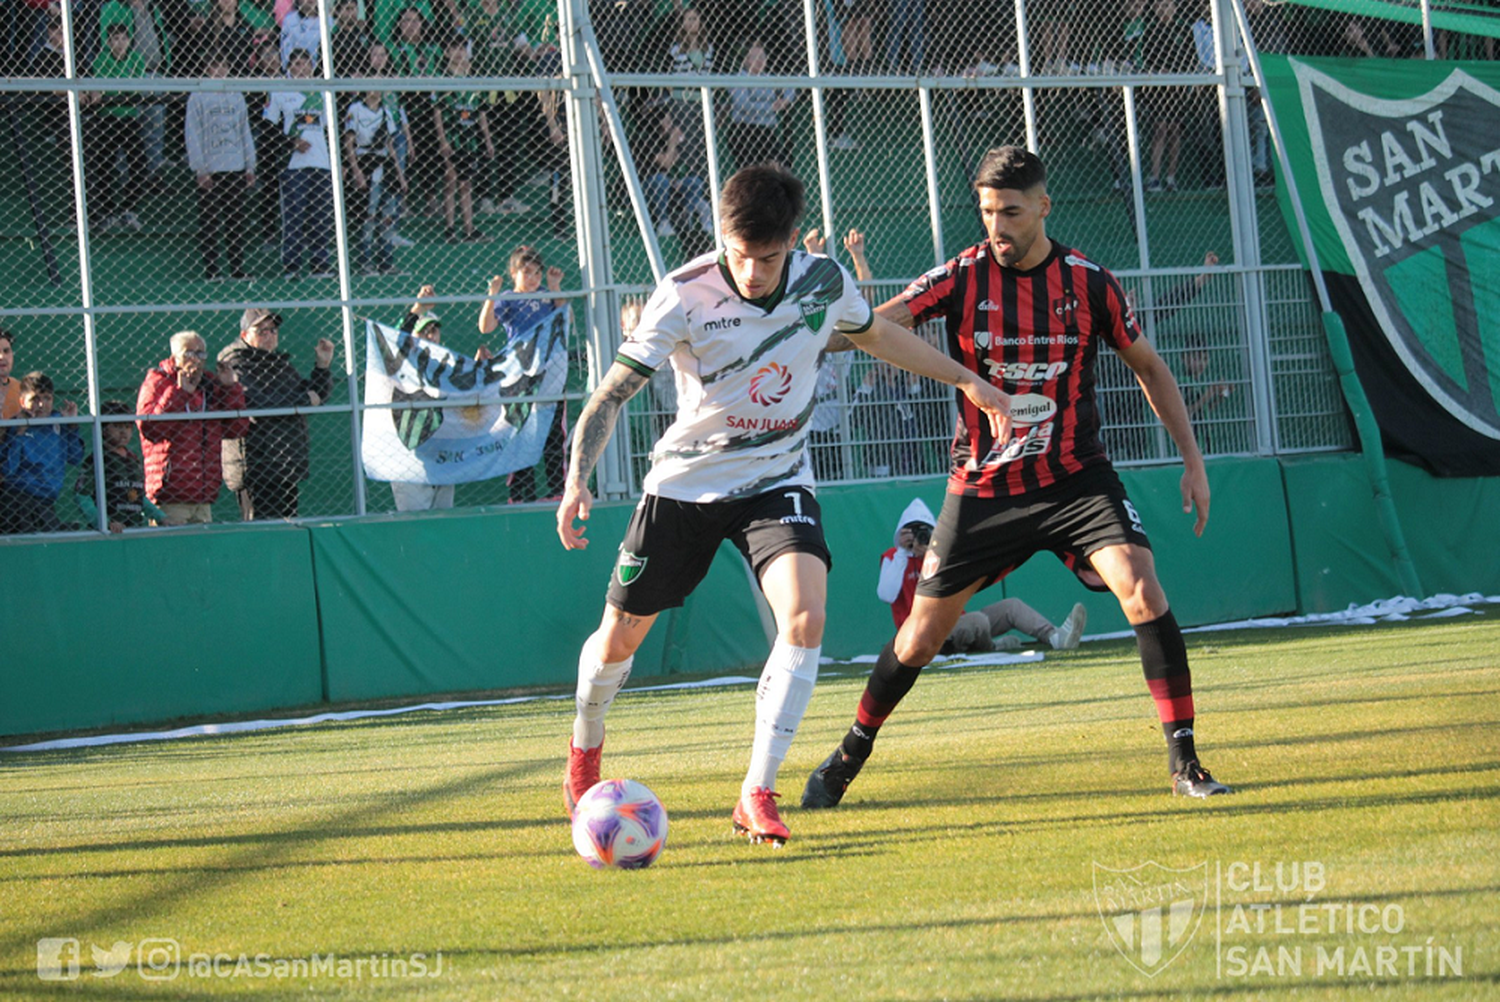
top-left (9, 0), bottom-right (1477, 534)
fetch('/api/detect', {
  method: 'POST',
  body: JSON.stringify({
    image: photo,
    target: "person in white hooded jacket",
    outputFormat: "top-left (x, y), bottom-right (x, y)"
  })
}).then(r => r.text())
top-left (877, 497), bottom-right (1088, 653)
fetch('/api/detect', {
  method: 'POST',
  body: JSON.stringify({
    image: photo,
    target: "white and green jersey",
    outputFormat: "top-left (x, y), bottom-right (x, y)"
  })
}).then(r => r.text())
top-left (264, 90), bottom-right (331, 170)
top-left (618, 249), bottom-right (874, 502)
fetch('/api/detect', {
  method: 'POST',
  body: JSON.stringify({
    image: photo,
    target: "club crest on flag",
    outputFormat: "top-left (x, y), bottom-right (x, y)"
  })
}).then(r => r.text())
top-left (799, 298), bottom-right (829, 334)
top-left (1092, 861), bottom-right (1208, 977)
top-left (1296, 61), bottom-right (1500, 440)
top-left (616, 552), bottom-right (647, 586)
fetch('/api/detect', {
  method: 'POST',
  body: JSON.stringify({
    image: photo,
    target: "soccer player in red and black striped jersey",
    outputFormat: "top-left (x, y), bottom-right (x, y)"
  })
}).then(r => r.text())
top-left (803, 146), bottom-right (1232, 804)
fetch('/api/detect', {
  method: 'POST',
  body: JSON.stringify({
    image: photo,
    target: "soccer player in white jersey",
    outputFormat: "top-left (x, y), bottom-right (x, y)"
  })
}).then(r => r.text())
top-left (556, 164), bottom-right (1012, 845)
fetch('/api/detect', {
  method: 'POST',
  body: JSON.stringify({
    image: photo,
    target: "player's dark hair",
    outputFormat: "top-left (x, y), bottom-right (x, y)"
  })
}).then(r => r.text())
top-left (0, 327), bottom-right (13, 348)
top-left (719, 164), bottom-right (804, 245)
top-left (19, 371), bottom-right (54, 396)
top-left (101, 399), bottom-right (132, 417)
top-left (973, 146), bottom-right (1047, 193)
top-left (106, 22), bottom-right (131, 39)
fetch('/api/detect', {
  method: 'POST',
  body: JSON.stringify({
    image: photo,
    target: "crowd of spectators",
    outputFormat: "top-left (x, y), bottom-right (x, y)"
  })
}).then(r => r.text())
top-left (0, 1), bottom-right (1476, 534)
top-left (5, 0), bottom-right (1490, 280)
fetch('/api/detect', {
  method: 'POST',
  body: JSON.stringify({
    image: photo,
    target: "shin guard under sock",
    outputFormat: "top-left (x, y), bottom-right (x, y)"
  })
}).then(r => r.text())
top-left (842, 640), bottom-right (923, 760)
top-left (1134, 609), bottom-right (1197, 773)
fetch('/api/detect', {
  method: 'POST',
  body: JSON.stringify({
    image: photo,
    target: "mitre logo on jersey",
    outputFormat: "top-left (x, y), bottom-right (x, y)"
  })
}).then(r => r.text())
top-left (1296, 61), bottom-right (1500, 439)
top-left (748, 362), bottom-right (793, 406)
top-left (1053, 294), bottom-right (1080, 327)
top-left (977, 299), bottom-right (1001, 311)
top-left (799, 298), bottom-right (830, 333)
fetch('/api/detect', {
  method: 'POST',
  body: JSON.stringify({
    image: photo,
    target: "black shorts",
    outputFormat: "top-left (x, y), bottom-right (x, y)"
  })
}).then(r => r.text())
top-left (916, 463), bottom-right (1149, 599)
top-left (606, 487), bottom-right (832, 616)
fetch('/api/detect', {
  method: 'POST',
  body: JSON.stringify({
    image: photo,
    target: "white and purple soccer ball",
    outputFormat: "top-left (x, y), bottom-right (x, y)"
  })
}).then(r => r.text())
top-left (571, 779), bottom-right (669, 870)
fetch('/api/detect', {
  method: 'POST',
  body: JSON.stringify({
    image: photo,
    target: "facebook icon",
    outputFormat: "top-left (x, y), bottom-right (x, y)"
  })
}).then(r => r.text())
top-left (37, 938), bottom-right (81, 981)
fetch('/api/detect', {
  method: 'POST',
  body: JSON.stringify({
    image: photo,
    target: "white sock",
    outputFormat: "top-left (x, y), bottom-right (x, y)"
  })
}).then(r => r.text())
top-left (573, 636), bottom-right (633, 751)
top-left (742, 638), bottom-right (821, 796)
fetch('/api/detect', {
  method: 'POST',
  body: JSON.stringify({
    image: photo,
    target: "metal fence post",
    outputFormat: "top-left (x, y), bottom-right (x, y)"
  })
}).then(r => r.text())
top-left (1212, 0), bottom-right (1274, 455)
top-left (1013, 0), bottom-right (1040, 152)
top-left (60, 0), bottom-right (109, 532)
top-left (564, 0), bottom-right (631, 501)
top-left (918, 86), bottom-right (946, 266)
top-left (316, 0), bottom-right (367, 515)
top-left (802, 0), bottom-right (837, 243)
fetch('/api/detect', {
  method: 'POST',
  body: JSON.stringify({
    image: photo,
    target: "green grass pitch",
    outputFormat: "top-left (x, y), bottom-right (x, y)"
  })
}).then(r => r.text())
top-left (3, 614), bottom-right (1497, 999)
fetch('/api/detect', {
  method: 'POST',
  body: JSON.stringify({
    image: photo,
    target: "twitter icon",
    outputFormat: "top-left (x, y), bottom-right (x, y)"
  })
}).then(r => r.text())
top-left (91, 942), bottom-right (132, 978)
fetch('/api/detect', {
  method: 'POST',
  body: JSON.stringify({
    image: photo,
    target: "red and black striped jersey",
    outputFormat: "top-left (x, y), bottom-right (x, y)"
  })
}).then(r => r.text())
top-left (902, 239), bottom-right (1141, 498)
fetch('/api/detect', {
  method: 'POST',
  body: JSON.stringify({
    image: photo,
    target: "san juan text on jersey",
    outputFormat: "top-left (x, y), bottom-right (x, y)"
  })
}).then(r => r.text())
top-left (902, 240), bottom-right (1140, 498)
top-left (616, 249), bottom-right (873, 502)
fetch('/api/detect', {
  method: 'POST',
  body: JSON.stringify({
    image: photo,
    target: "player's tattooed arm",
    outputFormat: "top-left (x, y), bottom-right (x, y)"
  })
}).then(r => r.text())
top-left (558, 362), bottom-right (649, 549)
top-left (569, 363), bottom-right (649, 485)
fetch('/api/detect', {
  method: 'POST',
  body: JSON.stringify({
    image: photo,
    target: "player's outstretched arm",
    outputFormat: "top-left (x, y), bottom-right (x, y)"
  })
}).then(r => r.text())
top-left (846, 314), bottom-right (1012, 441)
top-left (1117, 337), bottom-right (1210, 536)
top-left (557, 362), bottom-right (650, 550)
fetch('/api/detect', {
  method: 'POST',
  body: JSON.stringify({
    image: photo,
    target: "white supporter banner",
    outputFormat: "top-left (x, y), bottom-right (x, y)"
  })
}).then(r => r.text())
top-left (360, 313), bottom-right (569, 485)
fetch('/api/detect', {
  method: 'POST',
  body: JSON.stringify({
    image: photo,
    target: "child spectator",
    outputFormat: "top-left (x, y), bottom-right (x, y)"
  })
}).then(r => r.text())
top-left (74, 400), bottom-right (165, 532)
top-left (0, 372), bottom-right (83, 535)
top-left (185, 50), bottom-right (258, 281)
top-left (432, 37), bottom-right (495, 244)
top-left (0, 328), bottom-right (19, 419)
top-left (389, 285), bottom-right (461, 512)
top-left (478, 246), bottom-right (568, 502)
top-left (263, 48), bottom-right (335, 279)
top-left (84, 23), bottom-right (147, 233)
top-left (344, 87), bottom-right (409, 275)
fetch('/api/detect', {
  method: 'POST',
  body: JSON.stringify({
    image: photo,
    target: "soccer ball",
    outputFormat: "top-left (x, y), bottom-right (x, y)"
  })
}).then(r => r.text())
top-left (571, 779), bottom-right (669, 870)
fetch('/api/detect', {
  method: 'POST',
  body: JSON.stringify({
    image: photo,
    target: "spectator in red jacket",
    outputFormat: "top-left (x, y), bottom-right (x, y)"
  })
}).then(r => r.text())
top-left (136, 330), bottom-right (250, 525)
